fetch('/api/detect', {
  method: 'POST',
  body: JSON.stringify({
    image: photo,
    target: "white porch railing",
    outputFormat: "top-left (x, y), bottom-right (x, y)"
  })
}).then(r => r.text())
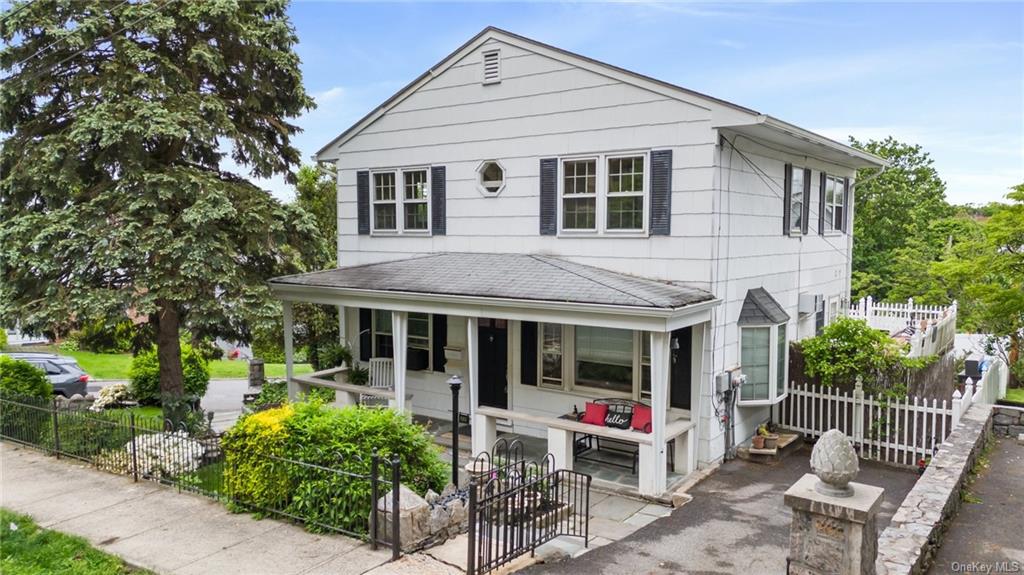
top-left (848, 297), bottom-right (957, 357)
top-left (779, 381), bottom-right (952, 466)
top-left (290, 366), bottom-right (411, 409)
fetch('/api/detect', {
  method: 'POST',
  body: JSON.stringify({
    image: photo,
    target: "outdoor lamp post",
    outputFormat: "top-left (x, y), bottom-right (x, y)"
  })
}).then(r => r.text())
top-left (448, 374), bottom-right (463, 488)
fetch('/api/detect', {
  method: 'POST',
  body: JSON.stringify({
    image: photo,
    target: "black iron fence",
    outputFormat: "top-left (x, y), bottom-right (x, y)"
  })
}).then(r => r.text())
top-left (0, 392), bottom-right (401, 556)
top-left (467, 440), bottom-right (592, 575)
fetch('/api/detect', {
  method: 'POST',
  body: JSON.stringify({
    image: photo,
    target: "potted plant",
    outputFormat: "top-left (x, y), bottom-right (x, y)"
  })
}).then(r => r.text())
top-left (752, 427), bottom-right (767, 449)
top-left (760, 424), bottom-right (780, 449)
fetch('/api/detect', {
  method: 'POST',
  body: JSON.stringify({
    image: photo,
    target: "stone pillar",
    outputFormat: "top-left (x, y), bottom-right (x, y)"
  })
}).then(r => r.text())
top-left (785, 429), bottom-right (884, 575)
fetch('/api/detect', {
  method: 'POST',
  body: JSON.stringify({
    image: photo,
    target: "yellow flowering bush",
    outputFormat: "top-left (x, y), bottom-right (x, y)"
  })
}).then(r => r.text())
top-left (222, 405), bottom-right (294, 509)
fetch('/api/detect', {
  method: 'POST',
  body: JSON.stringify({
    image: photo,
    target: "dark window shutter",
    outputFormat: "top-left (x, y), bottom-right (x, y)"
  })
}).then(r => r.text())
top-left (356, 171), bottom-right (370, 235)
top-left (359, 308), bottom-right (372, 361)
top-left (801, 168), bottom-right (811, 235)
top-left (783, 164), bottom-right (792, 235)
top-left (649, 149), bottom-right (673, 235)
top-left (818, 172), bottom-right (827, 235)
top-left (539, 158), bottom-right (558, 235)
top-left (520, 321), bottom-right (537, 386)
top-left (431, 166), bottom-right (446, 236)
top-left (432, 314), bottom-right (447, 372)
top-left (842, 177), bottom-right (851, 233)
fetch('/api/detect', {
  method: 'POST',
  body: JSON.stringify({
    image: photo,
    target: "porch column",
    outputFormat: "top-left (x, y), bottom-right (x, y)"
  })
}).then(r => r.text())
top-left (337, 305), bottom-right (347, 345)
top-left (284, 301), bottom-right (298, 401)
top-left (467, 317), bottom-right (490, 456)
top-left (390, 311), bottom-right (408, 412)
top-left (641, 331), bottom-right (671, 495)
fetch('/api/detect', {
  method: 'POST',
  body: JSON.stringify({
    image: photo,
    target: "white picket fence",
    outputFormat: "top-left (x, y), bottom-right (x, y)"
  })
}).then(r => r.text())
top-left (848, 297), bottom-right (957, 358)
top-left (779, 380), bottom-right (952, 466)
top-left (958, 358), bottom-right (1010, 412)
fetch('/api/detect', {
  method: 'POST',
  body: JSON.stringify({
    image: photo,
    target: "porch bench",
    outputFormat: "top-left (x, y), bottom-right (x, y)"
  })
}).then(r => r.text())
top-left (566, 398), bottom-right (667, 475)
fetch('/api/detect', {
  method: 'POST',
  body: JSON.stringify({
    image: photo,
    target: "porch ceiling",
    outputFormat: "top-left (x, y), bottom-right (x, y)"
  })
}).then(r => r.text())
top-left (269, 253), bottom-right (718, 331)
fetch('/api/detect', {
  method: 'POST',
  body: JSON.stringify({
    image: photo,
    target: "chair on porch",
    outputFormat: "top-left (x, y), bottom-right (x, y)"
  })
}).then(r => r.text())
top-left (362, 357), bottom-right (394, 406)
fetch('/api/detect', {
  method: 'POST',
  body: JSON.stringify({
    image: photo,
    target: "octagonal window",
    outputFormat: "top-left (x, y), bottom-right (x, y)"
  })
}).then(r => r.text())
top-left (478, 161), bottom-right (505, 195)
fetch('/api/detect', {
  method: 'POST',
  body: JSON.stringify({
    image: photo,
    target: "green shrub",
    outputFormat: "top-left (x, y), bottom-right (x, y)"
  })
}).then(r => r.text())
top-left (129, 343), bottom-right (210, 405)
top-left (57, 337), bottom-right (80, 352)
top-left (0, 356), bottom-right (53, 398)
top-left (317, 343), bottom-right (352, 370)
top-left (222, 401), bottom-right (449, 534)
top-left (221, 404), bottom-right (293, 509)
top-left (248, 380), bottom-right (333, 411)
top-left (800, 316), bottom-right (933, 397)
top-left (75, 320), bottom-right (135, 353)
top-left (0, 329), bottom-right (7, 350)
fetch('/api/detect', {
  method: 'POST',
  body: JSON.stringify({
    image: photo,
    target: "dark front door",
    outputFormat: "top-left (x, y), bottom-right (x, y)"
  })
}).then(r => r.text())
top-left (478, 318), bottom-right (508, 409)
top-left (670, 326), bottom-right (692, 410)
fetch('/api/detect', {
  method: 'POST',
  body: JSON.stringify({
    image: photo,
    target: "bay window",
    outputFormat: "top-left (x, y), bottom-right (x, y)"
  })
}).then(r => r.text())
top-left (738, 322), bottom-right (788, 405)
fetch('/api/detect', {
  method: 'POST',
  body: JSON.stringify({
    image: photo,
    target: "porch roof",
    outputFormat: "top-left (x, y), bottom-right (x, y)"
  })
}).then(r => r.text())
top-left (270, 253), bottom-right (714, 310)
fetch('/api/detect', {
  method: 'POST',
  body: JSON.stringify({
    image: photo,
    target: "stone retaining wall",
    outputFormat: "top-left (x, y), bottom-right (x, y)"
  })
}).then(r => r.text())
top-left (992, 405), bottom-right (1024, 437)
top-left (875, 404), bottom-right (993, 575)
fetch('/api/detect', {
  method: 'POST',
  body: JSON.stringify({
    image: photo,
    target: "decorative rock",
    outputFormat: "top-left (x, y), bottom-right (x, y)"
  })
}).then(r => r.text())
top-left (374, 484), bottom-right (430, 551)
top-left (810, 429), bottom-right (860, 498)
top-left (424, 489), bottom-right (439, 504)
top-left (440, 483), bottom-right (457, 498)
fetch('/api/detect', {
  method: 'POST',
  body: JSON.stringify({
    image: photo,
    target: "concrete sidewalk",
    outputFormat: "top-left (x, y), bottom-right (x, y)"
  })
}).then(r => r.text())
top-left (0, 442), bottom-right (396, 575)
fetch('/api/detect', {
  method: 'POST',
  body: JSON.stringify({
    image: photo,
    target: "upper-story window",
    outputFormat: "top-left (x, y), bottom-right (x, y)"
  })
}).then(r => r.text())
top-left (789, 166), bottom-right (804, 234)
top-left (823, 175), bottom-right (846, 234)
top-left (372, 168), bottom-right (430, 234)
top-left (477, 161), bottom-right (505, 196)
top-left (560, 153), bottom-right (647, 234)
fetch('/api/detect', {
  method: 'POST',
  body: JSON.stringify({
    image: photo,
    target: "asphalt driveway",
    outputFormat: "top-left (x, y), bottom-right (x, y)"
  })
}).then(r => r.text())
top-left (524, 448), bottom-right (918, 575)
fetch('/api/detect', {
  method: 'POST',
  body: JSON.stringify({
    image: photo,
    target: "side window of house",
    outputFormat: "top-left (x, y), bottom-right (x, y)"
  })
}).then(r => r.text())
top-left (789, 167), bottom-right (804, 234)
top-left (562, 159), bottom-right (597, 230)
top-left (403, 169), bottom-right (429, 231)
top-left (372, 172), bottom-right (397, 231)
top-left (606, 156), bottom-right (645, 231)
top-left (823, 175), bottom-right (847, 233)
top-left (739, 322), bottom-right (788, 404)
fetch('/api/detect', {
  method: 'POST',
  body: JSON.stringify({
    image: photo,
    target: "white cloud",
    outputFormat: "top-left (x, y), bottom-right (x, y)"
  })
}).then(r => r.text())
top-left (313, 86), bottom-right (345, 105)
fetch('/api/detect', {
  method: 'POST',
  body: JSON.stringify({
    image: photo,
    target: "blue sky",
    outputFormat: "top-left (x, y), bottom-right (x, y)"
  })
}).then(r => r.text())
top-left (272, 2), bottom-right (1023, 205)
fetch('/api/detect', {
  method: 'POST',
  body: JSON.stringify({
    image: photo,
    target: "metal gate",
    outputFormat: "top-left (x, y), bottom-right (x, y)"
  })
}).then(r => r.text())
top-left (466, 439), bottom-right (591, 574)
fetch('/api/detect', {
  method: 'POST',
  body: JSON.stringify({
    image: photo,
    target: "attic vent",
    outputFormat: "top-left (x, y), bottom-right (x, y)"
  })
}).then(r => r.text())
top-left (482, 50), bottom-right (500, 84)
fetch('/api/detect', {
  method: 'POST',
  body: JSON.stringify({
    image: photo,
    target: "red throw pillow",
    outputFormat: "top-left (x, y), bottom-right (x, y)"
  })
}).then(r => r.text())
top-left (581, 402), bottom-right (609, 426)
top-left (631, 405), bottom-right (653, 433)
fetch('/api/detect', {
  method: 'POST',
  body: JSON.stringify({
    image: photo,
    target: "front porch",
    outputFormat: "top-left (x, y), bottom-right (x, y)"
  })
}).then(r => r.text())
top-left (270, 253), bottom-right (718, 497)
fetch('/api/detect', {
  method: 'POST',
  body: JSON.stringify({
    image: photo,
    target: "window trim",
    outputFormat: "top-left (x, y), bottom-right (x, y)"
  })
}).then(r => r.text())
top-left (737, 322), bottom-right (789, 406)
top-left (823, 174), bottom-right (846, 235)
top-left (369, 167), bottom-right (432, 235)
top-left (556, 150), bottom-right (650, 237)
top-left (371, 310), bottom-right (433, 371)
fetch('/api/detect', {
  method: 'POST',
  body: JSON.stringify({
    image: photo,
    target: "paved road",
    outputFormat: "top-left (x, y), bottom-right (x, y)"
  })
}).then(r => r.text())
top-left (928, 437), bottom-right (1024, 574)
top-left (90, 379), bottom-right (248, 431)
top-left (523, 448), bottom-right (918, 575)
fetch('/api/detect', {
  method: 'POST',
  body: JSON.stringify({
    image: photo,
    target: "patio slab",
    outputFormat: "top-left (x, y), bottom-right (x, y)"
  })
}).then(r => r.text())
top-left (589, 494), bottom-right (646, 521)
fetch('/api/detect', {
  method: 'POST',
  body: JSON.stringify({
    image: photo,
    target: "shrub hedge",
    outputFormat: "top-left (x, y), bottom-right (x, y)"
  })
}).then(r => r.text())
top-left (222, 401), bottom-right (449, 533)
top-left (129, 343), bottom-right (210, 405)
top-left (0, 356), bottom-right (53, 398)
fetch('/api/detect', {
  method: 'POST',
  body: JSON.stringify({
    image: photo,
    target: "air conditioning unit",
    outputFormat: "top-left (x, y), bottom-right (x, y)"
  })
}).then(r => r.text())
top-left (798, 293), bottom-right (823, 316)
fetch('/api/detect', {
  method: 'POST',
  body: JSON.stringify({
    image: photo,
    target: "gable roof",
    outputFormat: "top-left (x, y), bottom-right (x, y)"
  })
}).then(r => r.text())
top-left (315, 27), bottom-right (885, 168)
top-left (738, 288), bottom-right (790, 326)
top-left (270, 252), bottom-right (715, 310)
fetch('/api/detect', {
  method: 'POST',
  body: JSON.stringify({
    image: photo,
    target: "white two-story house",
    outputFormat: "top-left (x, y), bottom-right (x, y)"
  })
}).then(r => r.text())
top-left (270, 27), bottom-right (885, 497)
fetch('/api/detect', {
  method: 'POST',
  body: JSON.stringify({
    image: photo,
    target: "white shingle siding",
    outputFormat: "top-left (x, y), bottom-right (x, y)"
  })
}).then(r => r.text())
top-left (329, 36), bottom-right (860, 468)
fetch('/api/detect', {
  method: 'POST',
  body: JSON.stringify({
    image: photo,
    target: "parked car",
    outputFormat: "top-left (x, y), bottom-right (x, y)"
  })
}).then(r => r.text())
top-left (1, 352), bottom-right (89, 397)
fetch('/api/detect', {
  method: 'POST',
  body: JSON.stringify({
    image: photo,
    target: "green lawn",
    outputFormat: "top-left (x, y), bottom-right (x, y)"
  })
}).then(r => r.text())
top-left (20, 348), bottom-right (312, 380)
top-left (0, 508), bottom-right (153, 575)
top-left (1004, 387), bottom-right (1024, 406)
